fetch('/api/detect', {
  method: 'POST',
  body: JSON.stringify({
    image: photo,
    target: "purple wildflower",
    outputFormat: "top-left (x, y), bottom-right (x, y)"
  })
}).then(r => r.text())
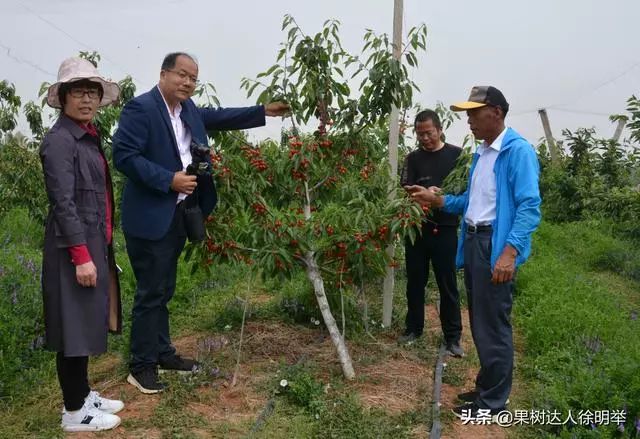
top-left (584, 336), bottom-right (602, 353)
top-left (25, 259), bottom-right (37, 276)
top-left (198, 336), bottom-right (229, 354)
top-left (30, 335), bottom-right (45, 350)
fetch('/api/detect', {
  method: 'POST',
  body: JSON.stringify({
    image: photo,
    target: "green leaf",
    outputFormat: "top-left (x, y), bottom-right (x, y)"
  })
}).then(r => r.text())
top-left (287, 26), bottom-right (297, 42)
top-left (405, 53), bottom-right (415, 67)
top-left (331, 26), bottom-right (340, 45)
top-left (257, 89), bottom-right (271, 105)
top-left (247, 82), bottom-right (260, 98)
top-left (282, 15), bottom-right (291, 31)
top-left (261, 64), bottom-right (281, 79)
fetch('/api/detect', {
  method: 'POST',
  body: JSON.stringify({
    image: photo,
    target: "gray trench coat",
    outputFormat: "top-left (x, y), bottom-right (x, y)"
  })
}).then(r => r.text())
top-left (40, 114), bottom-right (122, 356)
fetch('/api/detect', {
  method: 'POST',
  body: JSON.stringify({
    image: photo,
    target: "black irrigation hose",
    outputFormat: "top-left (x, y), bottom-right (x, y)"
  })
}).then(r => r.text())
top-left (430, 291), bottom-right (445, 439)
top-left (430, 344), bottom-right (446, 439)
top-left (249, 399), bottom-right (276, 435)
top-left (248, 353), bottom-right (310, 436)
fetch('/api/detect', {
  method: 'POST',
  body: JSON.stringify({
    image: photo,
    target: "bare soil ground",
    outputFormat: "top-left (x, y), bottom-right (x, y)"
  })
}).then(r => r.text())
top-left (68, 318), bottom-right (436, 438)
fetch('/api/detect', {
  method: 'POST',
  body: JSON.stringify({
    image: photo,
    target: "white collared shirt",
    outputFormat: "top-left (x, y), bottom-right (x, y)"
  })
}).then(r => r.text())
top-left (464, 127), bottom-right (508, 226)
top-left (158, 86), bottom-right (192, 202)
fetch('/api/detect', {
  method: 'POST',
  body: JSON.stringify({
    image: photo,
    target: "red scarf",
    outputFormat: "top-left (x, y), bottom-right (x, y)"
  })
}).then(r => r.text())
top-left (77, 121), bottom-right (99, 137)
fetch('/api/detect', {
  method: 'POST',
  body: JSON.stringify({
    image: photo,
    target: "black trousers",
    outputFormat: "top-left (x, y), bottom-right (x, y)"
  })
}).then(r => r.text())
top-left (125, 203), bottom-right (186, 373)
top-left (464, 228), bottom-right (514, 409)
top-left (56, 352), bottom-right (90, 411)
top-left (404, 223), bottom-right (462, 343)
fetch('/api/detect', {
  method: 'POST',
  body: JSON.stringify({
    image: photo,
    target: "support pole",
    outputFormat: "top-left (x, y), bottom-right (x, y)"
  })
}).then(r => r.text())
top-left (538, 108), bottom-right (559, 163)
top-left (538, 108), bottom-right (558, 165)
top-left (382, 0), bottom-right (403, 328)
top-left (612, 118), bottom-right (626, 143)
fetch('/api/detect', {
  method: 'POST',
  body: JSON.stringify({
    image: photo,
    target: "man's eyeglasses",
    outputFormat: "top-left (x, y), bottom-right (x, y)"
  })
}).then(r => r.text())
top-left (69, 88), bottom-right (101, 99)
top-left (166, 69), bottom-right (200, 85)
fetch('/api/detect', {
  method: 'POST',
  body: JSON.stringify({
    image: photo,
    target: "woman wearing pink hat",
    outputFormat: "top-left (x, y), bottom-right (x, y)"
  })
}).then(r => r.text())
top-left (40, 57), bottom-right (123, 432)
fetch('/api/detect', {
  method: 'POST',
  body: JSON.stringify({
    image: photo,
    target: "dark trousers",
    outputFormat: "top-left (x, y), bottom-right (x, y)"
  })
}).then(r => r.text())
top-left (404, 223), bottom-right (462, 343)
top-left (125, 204), bottom-right (186, 373)
top-left (464, 228), bottom-right (514, 410)
top-left (56, 352), bottom-right (89, 411)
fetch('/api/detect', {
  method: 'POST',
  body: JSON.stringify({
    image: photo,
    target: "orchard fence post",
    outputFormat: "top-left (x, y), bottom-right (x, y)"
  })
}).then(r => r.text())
top-left (612, 118), bottom-right (627, 142)
top-left (382, 0), bottom-right (404, 328)
top-left (538, 108), bottom-right (560, 164)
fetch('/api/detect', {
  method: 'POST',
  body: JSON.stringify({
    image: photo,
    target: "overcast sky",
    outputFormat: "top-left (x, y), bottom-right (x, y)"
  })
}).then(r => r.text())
top-left (2, 0), bottom-right (640, 148)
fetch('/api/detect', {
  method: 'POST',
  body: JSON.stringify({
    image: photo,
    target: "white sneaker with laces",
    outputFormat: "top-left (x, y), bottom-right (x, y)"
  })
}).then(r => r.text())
top-left (85, 390), bottom-right (124, 414)
top-left (61, 404), bottom-right (121, 432)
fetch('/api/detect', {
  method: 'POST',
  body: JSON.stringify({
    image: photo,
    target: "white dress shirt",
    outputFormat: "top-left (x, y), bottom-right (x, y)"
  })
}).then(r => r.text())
top-left (464, 127), bottom-right (508, 226)
top-left (158, 86), bottom-right (192, 202)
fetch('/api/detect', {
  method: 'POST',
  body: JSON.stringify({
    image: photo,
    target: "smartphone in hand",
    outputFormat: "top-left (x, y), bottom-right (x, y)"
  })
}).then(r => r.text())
top-left (403, 185), bottom-right (422, 193)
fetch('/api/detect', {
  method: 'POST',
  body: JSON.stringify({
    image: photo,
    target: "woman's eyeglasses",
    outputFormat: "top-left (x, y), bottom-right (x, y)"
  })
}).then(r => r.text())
top-left (69, 88), bottom-right (101, 99)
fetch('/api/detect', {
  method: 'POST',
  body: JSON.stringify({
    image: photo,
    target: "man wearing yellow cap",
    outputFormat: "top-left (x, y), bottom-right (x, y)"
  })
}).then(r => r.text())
top-left (405, 86), bottom-right (541, 419)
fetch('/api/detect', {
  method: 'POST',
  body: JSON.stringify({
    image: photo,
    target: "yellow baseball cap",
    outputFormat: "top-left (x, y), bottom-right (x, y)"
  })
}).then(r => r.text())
top-left (450, 86), bottom-right (509, 113)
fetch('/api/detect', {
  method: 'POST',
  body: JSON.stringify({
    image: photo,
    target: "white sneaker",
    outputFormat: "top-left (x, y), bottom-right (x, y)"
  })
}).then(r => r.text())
top-left (85, 390), bottom-right (125, 414)
top-left (61, 404), bottom-right (121, 432)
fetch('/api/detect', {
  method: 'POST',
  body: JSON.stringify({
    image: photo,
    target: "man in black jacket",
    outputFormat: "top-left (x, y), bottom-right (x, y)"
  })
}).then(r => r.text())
top-left (400, 109), bottom-right (463, 357)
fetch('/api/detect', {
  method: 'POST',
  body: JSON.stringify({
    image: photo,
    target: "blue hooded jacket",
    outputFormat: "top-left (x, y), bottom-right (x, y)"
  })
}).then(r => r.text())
top-left (443, 127), bottom-right (541, 269)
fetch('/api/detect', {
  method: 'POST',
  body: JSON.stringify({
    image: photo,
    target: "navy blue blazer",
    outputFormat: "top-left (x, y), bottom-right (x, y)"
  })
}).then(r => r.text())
top-left (112, 87), bottom-right (265, 240)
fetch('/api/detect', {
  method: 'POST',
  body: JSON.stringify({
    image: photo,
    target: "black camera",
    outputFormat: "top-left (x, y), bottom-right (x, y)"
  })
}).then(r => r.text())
top-left (186, 141), bottom-right (212, 176)
top-left (183, 141), bottom-right (211, 243)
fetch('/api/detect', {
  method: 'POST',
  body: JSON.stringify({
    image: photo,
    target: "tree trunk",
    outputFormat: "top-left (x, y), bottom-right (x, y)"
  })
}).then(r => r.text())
top-left (302, 181), bottom-right (355, 380)
top-left (304, 251), bottom-right (356, 380)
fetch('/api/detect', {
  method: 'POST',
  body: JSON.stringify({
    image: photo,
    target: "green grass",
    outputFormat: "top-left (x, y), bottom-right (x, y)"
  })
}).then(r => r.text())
top-left (0, 209), bottom-right (57, 405)
top-left (0, 207), bottom-right (435, 437)
top-left (252, 403), bottom-right (317, 438)
top-left (8, 207), bottom-right (638, 438)
top-left (512, 220), bottom-right (640, 438)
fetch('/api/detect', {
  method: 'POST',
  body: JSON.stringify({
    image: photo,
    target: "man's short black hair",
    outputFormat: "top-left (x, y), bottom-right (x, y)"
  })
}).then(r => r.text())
top-left (495, 104), bottom-right (509, 119)
top-left (414, 109), bottom-right (442, 130)
top-left (161, 52), bottom-right (197, 70)
top-left (57, 79), bottom-right (104, 109)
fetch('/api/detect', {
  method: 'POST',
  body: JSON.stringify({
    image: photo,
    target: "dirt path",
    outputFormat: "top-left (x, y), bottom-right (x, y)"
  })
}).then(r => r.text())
top-left (45, 305), bottom-right (521, 439)
top-left (71, 332), bottom-right (268, 438)
top-left (67, 320), bottom-right (435, 438)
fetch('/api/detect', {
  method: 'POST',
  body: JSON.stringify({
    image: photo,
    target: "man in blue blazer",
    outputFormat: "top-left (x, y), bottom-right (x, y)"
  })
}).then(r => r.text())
top-left (113, 52), bottom-right (288, 393)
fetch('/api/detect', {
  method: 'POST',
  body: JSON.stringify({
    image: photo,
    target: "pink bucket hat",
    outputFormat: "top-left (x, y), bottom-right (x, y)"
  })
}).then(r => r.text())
top-left (47, 57), bottom-right (120, 109)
